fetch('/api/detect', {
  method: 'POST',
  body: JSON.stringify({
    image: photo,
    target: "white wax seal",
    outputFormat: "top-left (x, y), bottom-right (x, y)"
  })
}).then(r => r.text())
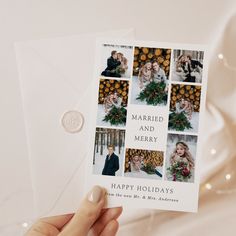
top-left (61, 110), bottom-right (84, 133)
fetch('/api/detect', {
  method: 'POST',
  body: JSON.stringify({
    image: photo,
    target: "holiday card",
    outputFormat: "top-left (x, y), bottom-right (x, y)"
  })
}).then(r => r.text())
top-left (86, 39), bottom-right (208, 212)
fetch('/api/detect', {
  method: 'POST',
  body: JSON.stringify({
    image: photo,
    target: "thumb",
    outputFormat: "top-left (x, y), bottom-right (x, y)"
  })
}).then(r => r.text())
top-left (60, 185), bottom-right (106, 236)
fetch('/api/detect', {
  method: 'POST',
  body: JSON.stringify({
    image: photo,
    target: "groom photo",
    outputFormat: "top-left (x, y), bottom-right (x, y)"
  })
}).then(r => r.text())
top-left (93, 128), bottom-right (125, 176)
top-left (102, 145), bottom-right (119, 176)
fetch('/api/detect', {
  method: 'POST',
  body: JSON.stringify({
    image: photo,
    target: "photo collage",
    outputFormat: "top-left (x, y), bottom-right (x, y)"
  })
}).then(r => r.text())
top-left (93, 43), bottom-right (205, 184)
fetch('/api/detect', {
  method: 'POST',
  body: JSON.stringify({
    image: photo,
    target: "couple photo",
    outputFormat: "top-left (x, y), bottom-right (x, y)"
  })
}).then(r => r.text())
top-left (165, 134), bottom-right (197, 183)
top-left (124, 148), bottom-right (163, 180)
top-left (93, 128), bottom-right (125, 176)
top-left (96, 79), bottom-right (129, 128)
top-left (100, 44), bottom-right (133, 78)
top-left (138, 60), bottom-right (167, 89)
top-left (131, 60), bottom-right (168, 106)
top-left (172, 49), bottom-right (204, 83)
top-left (131, 47), bottom-right (171, 106)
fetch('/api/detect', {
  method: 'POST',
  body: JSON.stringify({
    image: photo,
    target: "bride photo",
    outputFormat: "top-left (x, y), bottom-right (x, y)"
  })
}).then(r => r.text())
top-left (165, 134), bottom-right (197, 183)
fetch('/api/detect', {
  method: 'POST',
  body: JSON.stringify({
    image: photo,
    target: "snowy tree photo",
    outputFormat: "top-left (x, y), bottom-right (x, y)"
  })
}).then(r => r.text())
top-left (93, 128), bottom-right (125, 176)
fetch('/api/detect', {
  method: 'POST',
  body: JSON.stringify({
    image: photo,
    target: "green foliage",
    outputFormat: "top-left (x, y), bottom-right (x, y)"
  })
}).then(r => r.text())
top-left (168, 112), bottom-right (192, 131)
top-left (103, 106), bottom-right (127, 125)
top-left (136, 81), bottom-right (167, 106)
top-left (141, 162), bottom-right (156, 174)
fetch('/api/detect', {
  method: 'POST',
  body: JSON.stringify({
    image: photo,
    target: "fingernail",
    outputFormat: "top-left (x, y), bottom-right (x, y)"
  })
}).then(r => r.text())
top-left (87, 186), bottom-right (103, 203)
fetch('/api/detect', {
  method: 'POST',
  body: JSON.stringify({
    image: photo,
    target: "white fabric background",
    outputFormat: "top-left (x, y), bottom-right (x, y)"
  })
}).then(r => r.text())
top-left (1, 0), bottom-right (236, 235)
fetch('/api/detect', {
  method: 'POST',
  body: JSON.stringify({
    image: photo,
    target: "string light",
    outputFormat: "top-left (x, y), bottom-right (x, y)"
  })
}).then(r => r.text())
top-left (218, 53), bottom-right (224, 60)
top-left (205, 183), bottom-right (212, 190)
top-left (218, 52), bottom-right (236, 71)
top-left (218, 53), bottom-right (224, 59)
top-left (22, 222), bottom-right (28, 228)
top-left (210, 148), bottom-right (216, 155)
top-left (225, 174), bottom-right (231, 180)
top-left (215, 51), bottom-right (236, 194)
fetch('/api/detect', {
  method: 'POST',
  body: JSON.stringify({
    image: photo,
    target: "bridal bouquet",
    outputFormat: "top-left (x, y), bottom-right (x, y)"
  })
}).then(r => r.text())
top-left (167, 161), bottom-right (192, 182)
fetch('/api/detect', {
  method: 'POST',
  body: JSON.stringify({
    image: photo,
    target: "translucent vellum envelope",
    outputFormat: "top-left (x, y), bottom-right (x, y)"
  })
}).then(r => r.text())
top-left (15, 29), bottom-right (135, 218)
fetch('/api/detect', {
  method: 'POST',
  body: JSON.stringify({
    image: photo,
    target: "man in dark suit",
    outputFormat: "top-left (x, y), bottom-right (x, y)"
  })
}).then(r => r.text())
top-left (102, 145), bottom-right (119, 176)
top-left (184, 55), bottom-right (203, 82)
top-left (101, 50), bottom-right (121, 77)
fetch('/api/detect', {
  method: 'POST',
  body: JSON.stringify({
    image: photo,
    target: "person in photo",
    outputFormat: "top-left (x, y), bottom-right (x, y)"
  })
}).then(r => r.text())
top-left (170, 141), bottom-right (194, 169)
top-left (103, 92), bottom-right (122, 113)
top-left (175, 54), bottom-right (187, 81)
top-left (175, 54), bottom-right (203, 83)
top-left (138, 61), bottom-right (152, 89)
top-left (152, 60), bottom-right (168, 92)
top-left (130, 154), bottom-right (143, 172)
top-left (101, 50), bottom-right (121, 77)
top-left (102, 145), bottom-right (120, 176)
top-left (116, 52), bottom-right (128, 77)
top-left (152, 60), bottom-right (167, 83)
top-left (176, 98), bottom-right (194, 120)
top-left (185, 55), bottom-right (203, 83)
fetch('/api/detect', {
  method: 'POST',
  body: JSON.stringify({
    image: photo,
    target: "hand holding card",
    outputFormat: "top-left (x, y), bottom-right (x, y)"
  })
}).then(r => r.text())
top-left (26, 186), bottom-right (122, 236)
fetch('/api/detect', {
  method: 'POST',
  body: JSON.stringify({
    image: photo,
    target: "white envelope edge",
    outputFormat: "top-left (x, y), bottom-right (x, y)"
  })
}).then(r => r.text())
top-left (14, 28), bottom-right (136, 218)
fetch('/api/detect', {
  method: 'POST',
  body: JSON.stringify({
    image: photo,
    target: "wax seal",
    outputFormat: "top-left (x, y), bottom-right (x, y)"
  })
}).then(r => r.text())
top-left (61, 110), bottom-right (84, 133)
